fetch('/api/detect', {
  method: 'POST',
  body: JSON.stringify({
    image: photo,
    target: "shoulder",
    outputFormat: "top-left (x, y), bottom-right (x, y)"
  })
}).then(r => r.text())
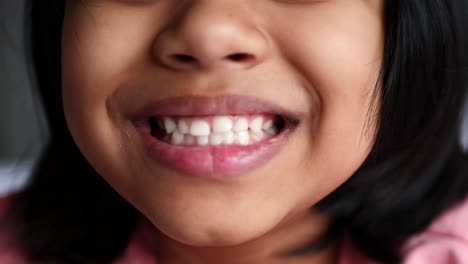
top-left (400, 196), bottom-right (468, 263)
top-left (0, 195), bottom-right (30, 264)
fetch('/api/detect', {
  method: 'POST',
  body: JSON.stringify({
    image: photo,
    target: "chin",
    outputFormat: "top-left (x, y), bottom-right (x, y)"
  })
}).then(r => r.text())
top-left (151, 211), bottom-right (276, 247)
top-left (173, 223), bottom-right (263, 246)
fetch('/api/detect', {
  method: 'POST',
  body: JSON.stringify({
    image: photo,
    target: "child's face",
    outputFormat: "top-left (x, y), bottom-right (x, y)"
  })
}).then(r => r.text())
top-left (62, 0), bottom-right (383, 246)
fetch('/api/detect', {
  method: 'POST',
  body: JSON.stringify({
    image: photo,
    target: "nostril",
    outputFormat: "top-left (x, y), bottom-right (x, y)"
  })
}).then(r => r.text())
top-left (165, 52), bottom-right (257, 69)
top-left (225, 53), bottom-right (255, 63)
top-left (171, 54), bottom-right (198, 64)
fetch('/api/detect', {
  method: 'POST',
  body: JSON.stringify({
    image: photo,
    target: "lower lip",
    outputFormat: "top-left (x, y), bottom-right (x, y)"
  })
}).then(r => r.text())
top-left (133, 121), bottom-right (296, 179)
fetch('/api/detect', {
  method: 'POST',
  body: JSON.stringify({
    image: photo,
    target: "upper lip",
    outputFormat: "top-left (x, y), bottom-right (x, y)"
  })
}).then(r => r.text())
top-left (130, 94), bottom-right (303, 123)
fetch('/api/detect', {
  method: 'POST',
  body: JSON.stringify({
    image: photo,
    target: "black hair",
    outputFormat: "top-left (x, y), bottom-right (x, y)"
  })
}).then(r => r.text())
top-left (10, 0), bottom-right (468, 263)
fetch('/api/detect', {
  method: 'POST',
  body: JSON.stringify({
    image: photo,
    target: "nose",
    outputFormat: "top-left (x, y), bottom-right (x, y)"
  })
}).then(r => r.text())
top-left (152, 2), bottom-right (270, 71)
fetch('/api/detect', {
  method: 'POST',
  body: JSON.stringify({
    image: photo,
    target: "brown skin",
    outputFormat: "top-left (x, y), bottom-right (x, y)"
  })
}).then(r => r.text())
top-left (61, 0), bottom-right (384, 263)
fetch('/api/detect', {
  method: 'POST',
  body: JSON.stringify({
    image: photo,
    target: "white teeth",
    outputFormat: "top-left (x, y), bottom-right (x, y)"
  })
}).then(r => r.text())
top-left (171, 130), bottom-right (185, 145)
top-left (178, 119), bottom-right (190, 134)
top-left (249, 117), bottom-right (263, 133)
top-left (197, 136), bottom-right (209, 146)
top-left (212, 116), bottom-right (233, 133)
top-left (164, 118), bottom-right (177, 134)
top-left (265, 126), bottom-right (279, 135)
top-left (209, 133), bottom-right (224, 145)
top-left (221, 131), bottom-right (235, 144)
top-left (190, 120), bottom-right (211, 136)
top-left (185, 135), bottom-right (195, 145)
top-left (233, 117), bottom-right (249, 132)
top-left (262, 119), bottom-right (273, 131)
top-left (250, 131), bottom-right (265, 142)
top-left (156, 115), bottom-right (283, 146)
top-left (236, 131), bottom-right (250, 145)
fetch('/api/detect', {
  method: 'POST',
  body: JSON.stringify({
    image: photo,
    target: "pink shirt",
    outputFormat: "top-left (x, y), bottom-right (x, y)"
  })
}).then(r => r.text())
top-left (1, 196), bottom-right (468, 264)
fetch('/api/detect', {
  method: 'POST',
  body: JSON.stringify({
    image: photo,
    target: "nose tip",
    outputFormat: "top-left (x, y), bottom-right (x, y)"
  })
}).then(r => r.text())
top-left (152, 4), bottom-right (269, 71)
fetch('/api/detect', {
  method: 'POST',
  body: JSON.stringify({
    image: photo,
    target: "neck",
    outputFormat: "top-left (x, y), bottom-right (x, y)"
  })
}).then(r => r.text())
top-left (142, 209), bottom-right (341, 264)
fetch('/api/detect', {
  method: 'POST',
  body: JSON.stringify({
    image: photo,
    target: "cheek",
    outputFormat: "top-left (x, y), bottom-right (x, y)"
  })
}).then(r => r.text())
top-left (271, 5), bottom-right (384, 193)
top-left (60, 7), bottom-right (147, 188)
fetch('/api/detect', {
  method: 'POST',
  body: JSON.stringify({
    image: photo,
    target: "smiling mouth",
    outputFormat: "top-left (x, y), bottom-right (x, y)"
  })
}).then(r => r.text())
top-left (130, 94), bottom-right (301, 178)
top-left (148, 114), bottom-right (288, 147)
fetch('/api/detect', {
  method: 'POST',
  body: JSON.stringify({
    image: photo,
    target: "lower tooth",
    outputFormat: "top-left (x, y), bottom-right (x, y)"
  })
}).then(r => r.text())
top-left (236, 131), bottom-right (250, 145)
top-left (210, 134), bottom-right (223, 145)
top-left (222, 131), bottom-right (235, 144)
top-left (165, 123), bottom-right (280, 146)
top-left (197, 136), bottom-right (209, 146)
top-left (185, 135), bottom-right (195, 145)
top-left (171, 131), bottom-right (185, 145)
top-left (265, 126), bottom-right (279, 135)
top-left (250, 131), bottom-right (265, 142)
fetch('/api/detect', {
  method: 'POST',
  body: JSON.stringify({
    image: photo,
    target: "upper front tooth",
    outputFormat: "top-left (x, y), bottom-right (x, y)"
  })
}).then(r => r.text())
top-left (190, 120), bottom-right (211, 136)
top-left (234, 117), bottom-right (249, 132)
top-left (262, 119), bottom-right (273, 131)
top-left (249, 117), bottom-right (263, 133)
top-left (178, 119), bottom-right (190, 134)
top-left (171, 130), bottom-right (185, 145)
top-left (164, 118), bottom-right (177, 134)
top-left (212, 116), bottom-right (233, 133)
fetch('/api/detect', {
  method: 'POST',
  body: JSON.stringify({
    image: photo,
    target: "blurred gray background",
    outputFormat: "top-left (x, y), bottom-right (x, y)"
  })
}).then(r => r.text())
top-left (0, 0), bottom-right (48, 196)
top-left (0, 1), bottom-right (467, 196)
